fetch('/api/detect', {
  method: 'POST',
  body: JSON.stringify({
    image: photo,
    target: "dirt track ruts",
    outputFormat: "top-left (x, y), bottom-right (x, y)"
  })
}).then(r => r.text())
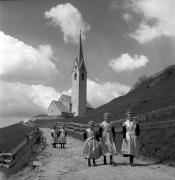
top-left (5, 128), bottom-right (175, 180)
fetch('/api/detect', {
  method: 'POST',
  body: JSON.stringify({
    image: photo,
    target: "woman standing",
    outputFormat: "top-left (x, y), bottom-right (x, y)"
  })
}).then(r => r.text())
top-left (58, 125), bottom-right (67, 148)
top-left (83, 121), bottom-right (101, 166)
top-left (51, 125), bottom-right (59, 148)
top-left (99, 113), bottom-right (117, 165)
top-left (121, 111), bottom-right (140, 166)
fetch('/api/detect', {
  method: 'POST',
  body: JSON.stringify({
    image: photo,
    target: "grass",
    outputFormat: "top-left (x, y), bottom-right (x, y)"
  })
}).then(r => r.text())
top-left (0, 123), bottom-right (35, 153)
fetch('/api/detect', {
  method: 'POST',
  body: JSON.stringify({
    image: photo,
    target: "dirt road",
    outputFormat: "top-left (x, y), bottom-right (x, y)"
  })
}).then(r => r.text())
top-left (6, 128), bottom-right (175, 180)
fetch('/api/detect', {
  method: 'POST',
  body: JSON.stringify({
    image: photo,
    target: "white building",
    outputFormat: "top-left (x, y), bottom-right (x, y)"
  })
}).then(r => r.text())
top-left (47, 32), bottom-right (93, 117)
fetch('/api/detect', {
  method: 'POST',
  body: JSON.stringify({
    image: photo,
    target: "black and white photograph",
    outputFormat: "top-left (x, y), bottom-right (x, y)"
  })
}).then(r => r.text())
top-left (0, 0), bottom-right (175, 179)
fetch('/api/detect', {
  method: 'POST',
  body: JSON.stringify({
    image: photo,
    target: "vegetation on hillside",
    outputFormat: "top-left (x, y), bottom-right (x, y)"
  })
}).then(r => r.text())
top-left (0, 123), bottom-right (35, 153)
top-left (53, 64), bottom-right (175, 124)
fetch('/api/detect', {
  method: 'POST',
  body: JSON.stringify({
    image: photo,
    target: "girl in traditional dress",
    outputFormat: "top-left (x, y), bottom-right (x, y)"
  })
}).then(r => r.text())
top-left (83, 121), bottom-right (101, 166)
top-left (121, 111), bottom-right (140, 166)
top-left (99, 113), bottom-right (117, 165)
top-left (58, 125), bottom-right (67, 148)
top-left (51, 125), bottom-right (59, 148)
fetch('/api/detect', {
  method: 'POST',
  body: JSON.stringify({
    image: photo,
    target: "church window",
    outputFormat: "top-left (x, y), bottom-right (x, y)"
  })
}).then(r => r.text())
top-left (82, 73), bottom-right (85, 80)
top-left (74, 73), bottom-right (77, 80)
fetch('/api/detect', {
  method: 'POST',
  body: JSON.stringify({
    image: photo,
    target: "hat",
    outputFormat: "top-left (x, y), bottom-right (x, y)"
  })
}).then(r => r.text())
top-left (88, 121), bottom-right (95, 127)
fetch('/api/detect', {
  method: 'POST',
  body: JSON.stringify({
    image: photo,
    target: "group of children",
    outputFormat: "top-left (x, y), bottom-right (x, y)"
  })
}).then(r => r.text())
top-left (83, 111), bottom-right (140, 166)
top-left (51, 110), bottom-right (140, 167)
top-left (51, 125), bottom-right (67, 148)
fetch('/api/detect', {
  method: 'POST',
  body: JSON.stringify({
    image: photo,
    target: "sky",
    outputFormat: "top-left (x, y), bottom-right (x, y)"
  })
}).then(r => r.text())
top-left (0, 0), bottom-right (175, 127)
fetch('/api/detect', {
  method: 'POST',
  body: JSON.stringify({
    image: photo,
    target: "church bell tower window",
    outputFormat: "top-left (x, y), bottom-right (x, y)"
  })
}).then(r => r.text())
top-left (82, 73), bottom-right (84, 80)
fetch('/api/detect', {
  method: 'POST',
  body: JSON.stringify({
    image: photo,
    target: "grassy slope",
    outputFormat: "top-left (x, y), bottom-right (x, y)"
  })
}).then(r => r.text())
top-left (58, 65), bottom-right (175, 124)
top-left (0, 123), bottom-right (35, 152)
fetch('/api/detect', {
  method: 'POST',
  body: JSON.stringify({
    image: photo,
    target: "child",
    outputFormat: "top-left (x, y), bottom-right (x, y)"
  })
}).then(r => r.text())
top-left (58, 125), bottom-right (67, 148)
top-left (99, 113), bottom-right (116, 165)
top-left (83, 121), bottom-right (101, 166)
top-left (121, 111), bottom-right (140, 166)
top-left (51, 125), bottom-right (58, 148)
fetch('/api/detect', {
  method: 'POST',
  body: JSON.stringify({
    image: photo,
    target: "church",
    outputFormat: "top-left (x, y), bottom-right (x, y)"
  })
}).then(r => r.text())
top-left (47, 33), bottom-right (93, 117)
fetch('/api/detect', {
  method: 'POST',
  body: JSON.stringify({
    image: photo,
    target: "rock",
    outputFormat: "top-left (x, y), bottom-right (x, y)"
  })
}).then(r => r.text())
top-left (32, 161), bottom-right (42, 168)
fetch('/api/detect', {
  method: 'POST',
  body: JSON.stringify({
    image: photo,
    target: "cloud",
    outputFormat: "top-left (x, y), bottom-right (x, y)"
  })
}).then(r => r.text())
top-left (87, 79), bottom-right (130, 107)
top-left (0, 78), bottom-right (130, 118)
top-left (0, 31), bottom-right (58, 84)
top-left (108, 53), bottom-right (149, 72)
top-left (59, 79), bottom-right (130, 108)
top-left (127, 0), bottom-right (175, 43)
top-left (129, 21), bottom-right (162, 44)
top-left (112, 0), bottom-right (175, 43)
top-left (44, 3), bottom-right (90, 44)
top-left (0, 81), bottom-right (61, 118)
top-left (123, 13), bottom-right (133, 22)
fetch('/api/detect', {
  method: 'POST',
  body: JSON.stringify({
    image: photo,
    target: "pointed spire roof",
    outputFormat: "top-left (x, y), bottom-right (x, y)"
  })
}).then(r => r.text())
top-left (72, 30), bottom-right (87, 72)
top-left (79, 30), bottom-right (84, 65)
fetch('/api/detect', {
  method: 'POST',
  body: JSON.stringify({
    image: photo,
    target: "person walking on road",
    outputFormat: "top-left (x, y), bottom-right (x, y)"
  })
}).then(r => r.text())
top-left (99, 113), bottom-right (117, 165)
top-left (58, 124), bottom-right (67, 148)
top-left (83, 121), bottom-right (101, 166)
top-left (51, 125), bottom-right (59, 148)
top-left (121, 110), bottom-right (140, 166)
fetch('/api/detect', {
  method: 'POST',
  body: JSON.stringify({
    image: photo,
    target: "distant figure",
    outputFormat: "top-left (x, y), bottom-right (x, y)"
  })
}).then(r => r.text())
top-left (58, 125), bottom-right (67, 148)
top-left (51, 125), bottom-right (59, 148)
top-left (83, 121), bottom-right (101, 166)
top-left (121, 111), bottom-right (140, 166)
top-left (99, 113), bottom-right (117, 165)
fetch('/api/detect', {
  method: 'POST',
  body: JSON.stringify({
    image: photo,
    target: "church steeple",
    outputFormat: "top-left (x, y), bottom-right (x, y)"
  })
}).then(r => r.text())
top-left (77, 31), bottom-right (86, 71)
top-left (79, 30), bottom-right (84, 65)
top-left (71, 30), bottom-right (87, 117)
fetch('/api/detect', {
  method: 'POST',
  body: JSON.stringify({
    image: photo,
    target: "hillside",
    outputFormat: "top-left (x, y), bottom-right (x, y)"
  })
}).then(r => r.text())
top-left (0, 123), bottom-right (35, 152)
top-left (59, 64), bottom-right (175, 124)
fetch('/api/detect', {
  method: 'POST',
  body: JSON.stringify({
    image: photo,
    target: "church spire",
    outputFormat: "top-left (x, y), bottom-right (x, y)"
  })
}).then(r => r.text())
top-left (79, 30), bottom-right (84, 66)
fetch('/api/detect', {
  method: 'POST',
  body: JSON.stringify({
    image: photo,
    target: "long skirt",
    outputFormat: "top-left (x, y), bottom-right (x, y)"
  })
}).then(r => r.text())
top-left (58, 135), bottom-right (66, 144)
top-left (121, 132), bottom-right (138, 156)
top-left (52, 135), bottom-right (58, 144)
top-left (101, 132), bottom-right (117, 156)
top-left (83, 139), bottom-right (101, 159)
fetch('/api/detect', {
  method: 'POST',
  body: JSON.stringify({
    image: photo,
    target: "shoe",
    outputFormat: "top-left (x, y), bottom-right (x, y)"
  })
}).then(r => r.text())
top-left (130, 163), bottom-right (134, 167)
top-left (103, 156), bottom-right (107, 165)
top-left (93, 161), bottom-right (96, 166)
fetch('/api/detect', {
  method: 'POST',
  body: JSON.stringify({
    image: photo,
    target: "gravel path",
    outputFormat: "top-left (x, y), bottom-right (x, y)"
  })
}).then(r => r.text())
top-left (6, 128), bottom-right (175, 180)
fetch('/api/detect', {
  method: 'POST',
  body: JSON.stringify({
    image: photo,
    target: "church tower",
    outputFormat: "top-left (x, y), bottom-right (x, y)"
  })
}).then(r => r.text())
top-left (71, 32), bottom-right (87, 116)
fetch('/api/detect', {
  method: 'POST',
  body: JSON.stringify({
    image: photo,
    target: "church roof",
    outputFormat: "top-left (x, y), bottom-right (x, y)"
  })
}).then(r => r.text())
top-left (58, 94), bottom-right (93, 109)
top-left (59, 94), bottom-right (71, 103)
top-left (52, 100), bottom-right (70, 113)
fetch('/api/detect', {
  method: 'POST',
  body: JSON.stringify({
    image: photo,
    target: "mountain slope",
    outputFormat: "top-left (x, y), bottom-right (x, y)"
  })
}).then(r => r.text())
top-left (64, 65), bottom-right (175, 123)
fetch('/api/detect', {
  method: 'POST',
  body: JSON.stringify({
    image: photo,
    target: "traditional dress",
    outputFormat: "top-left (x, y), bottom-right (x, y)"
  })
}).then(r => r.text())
top-left (121, 120), bottom-right (140, 156)
top-left (58, 128), bottom-right (67, 145)
top-left (99, 121), bottom-right (117, 156)
top-left (51, 128), bottom-right (58, 147)
top-left (83, 128), bottom-right (101, 159)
